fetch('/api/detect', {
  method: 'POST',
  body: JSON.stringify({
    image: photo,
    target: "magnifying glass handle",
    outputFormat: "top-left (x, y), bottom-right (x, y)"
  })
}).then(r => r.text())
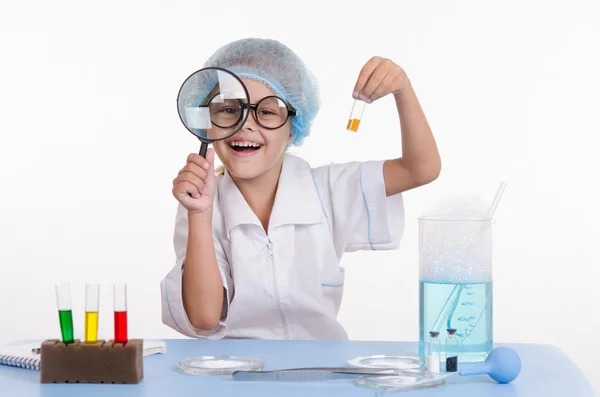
top-left (199, 142), bottom-right (208, 158)
top-left (189, 141), bottom-right (209, 198)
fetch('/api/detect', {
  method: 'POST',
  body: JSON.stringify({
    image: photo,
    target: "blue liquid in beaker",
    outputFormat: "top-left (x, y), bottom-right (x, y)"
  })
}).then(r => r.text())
top-left (419, 280), bottom-right (493, 362)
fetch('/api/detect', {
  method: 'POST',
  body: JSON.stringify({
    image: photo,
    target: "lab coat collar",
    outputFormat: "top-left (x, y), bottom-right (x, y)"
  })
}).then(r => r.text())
top-left (219, 154), bottom-right (326, 237)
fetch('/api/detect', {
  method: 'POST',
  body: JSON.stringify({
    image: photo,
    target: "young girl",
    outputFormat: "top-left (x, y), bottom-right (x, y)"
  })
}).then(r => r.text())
top-left (161, 38), bottom-right (441, 340)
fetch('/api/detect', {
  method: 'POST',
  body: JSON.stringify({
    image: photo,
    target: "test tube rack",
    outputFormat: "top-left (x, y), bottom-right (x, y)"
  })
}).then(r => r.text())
top-left (40, 339), bottom-right (143, 384)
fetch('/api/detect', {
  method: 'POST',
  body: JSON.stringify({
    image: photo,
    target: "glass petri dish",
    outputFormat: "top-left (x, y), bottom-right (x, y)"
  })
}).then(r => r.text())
top-left (355, 373), bottom-right (446, 391)
top-left (346, 355), bottom-right (423, 370)
top-left (177, 356), bottom-right (264, 375)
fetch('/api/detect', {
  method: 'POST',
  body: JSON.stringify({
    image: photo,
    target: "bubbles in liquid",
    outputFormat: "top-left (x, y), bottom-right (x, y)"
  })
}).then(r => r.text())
top-left (419, 281), bottom-right (492, 362)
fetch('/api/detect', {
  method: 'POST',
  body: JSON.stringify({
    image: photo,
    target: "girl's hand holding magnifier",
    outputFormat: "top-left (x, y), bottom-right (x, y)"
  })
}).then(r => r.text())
top-left (172, 148), bottom-right (217, 216)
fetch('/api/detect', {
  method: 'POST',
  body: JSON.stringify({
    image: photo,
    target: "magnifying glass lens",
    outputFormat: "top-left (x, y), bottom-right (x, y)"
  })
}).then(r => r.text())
top-left (177, 68), bottom-right (250, 157)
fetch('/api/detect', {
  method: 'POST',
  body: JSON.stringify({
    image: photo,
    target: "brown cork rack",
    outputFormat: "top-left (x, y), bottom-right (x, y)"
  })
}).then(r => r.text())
top-left (39, 339), bottom-right (143, 384)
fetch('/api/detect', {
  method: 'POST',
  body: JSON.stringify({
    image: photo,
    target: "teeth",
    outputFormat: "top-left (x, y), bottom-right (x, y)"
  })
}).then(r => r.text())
top-left (230, 141), bottom-right (262, 148)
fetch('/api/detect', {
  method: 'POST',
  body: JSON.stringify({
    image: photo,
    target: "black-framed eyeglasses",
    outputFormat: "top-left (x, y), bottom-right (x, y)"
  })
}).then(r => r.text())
top-left (203, 94), bottom-right (296, 130)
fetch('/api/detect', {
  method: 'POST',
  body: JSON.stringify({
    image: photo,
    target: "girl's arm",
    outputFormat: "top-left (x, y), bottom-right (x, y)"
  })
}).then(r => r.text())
top-left (383, 79), bottom-right (441, 196)
top-left (181, 210), bottom-right (225, 330)
top-left (353, 57), bottom-right (441, 196)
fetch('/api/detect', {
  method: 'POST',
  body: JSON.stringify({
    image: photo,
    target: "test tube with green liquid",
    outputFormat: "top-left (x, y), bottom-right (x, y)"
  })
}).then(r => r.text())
top-left (55, 282), bottom-right (74, 344)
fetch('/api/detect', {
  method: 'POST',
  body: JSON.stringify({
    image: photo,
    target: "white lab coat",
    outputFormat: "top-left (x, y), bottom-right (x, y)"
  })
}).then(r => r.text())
top-left (161, 153), bottom-right (405, 340)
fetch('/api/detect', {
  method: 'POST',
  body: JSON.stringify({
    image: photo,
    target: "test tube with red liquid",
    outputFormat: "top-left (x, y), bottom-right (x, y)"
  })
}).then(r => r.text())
top-left (113, 283), bottom-right (128, 343)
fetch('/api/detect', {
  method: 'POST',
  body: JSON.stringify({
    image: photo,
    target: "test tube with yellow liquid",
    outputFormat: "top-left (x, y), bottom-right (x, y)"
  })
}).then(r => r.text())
top-left (347, 99), bottom-right (367, 132)
top-left (84, 284), bottom-right (99, 343)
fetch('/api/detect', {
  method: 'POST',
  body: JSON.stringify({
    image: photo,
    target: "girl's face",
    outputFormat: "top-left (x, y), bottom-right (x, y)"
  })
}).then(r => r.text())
top-left (213, 78), bottom-right (293, 181)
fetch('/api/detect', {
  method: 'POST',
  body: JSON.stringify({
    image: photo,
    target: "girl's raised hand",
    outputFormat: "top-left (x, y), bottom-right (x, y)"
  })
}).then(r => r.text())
top-left (352, 56), bottom-right (409, 103)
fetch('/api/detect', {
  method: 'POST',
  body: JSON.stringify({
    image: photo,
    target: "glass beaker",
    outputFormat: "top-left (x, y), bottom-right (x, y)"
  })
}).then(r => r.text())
top-left (418, 216), bottom-right (493, 363)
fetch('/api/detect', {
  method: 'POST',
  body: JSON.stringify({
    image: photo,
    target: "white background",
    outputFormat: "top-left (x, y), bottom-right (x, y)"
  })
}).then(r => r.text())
top-left (1, 0), bottom-right (599, 392)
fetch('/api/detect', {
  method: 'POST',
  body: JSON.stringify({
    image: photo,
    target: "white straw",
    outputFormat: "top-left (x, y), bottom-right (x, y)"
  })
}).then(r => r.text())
top-left (467, 181), bottom-right (508, 248)
top-left (486, 182), bottom-right (507, 219)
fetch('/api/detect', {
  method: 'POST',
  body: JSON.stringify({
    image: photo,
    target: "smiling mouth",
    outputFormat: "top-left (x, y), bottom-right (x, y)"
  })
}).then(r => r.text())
top-left (229, 140), bottom-right (263, 153)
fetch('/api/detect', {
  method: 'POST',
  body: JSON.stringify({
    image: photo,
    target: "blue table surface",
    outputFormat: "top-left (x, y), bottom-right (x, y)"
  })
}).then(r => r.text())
top-left (0, 339), bottom-right (595, 396)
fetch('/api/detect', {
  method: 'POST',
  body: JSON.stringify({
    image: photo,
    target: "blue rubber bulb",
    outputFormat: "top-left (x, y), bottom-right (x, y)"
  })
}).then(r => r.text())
top-left (459, 347), bottom-right (521, 384)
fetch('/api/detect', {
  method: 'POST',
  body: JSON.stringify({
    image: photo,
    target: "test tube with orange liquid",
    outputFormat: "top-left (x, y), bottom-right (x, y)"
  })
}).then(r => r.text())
top-left (347, 99), bottom-right (367, 132)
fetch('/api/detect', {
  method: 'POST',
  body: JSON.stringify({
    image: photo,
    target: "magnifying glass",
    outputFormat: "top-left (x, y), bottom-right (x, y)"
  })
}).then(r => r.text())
top-left (176, 67), bottom-right (251, 158)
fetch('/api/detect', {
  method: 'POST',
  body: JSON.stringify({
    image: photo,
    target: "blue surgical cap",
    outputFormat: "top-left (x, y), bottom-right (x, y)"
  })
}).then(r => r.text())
top-left (202, 38), bottom-right (320, 146)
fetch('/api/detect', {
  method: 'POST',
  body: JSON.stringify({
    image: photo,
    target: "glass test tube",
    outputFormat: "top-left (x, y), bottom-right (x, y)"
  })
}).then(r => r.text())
top-left (84, 284), bottom-right (99, 343)
top-left (113, 283), bottom-right (128, 343)
top-left (426, 331), bottom-right (441, 373)
top-left (346, 99), bottom-right (366, 132)
top-left (445, 328), bottom-right (459, 372)
top-left (55, 282), bottom-right (74, 344)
